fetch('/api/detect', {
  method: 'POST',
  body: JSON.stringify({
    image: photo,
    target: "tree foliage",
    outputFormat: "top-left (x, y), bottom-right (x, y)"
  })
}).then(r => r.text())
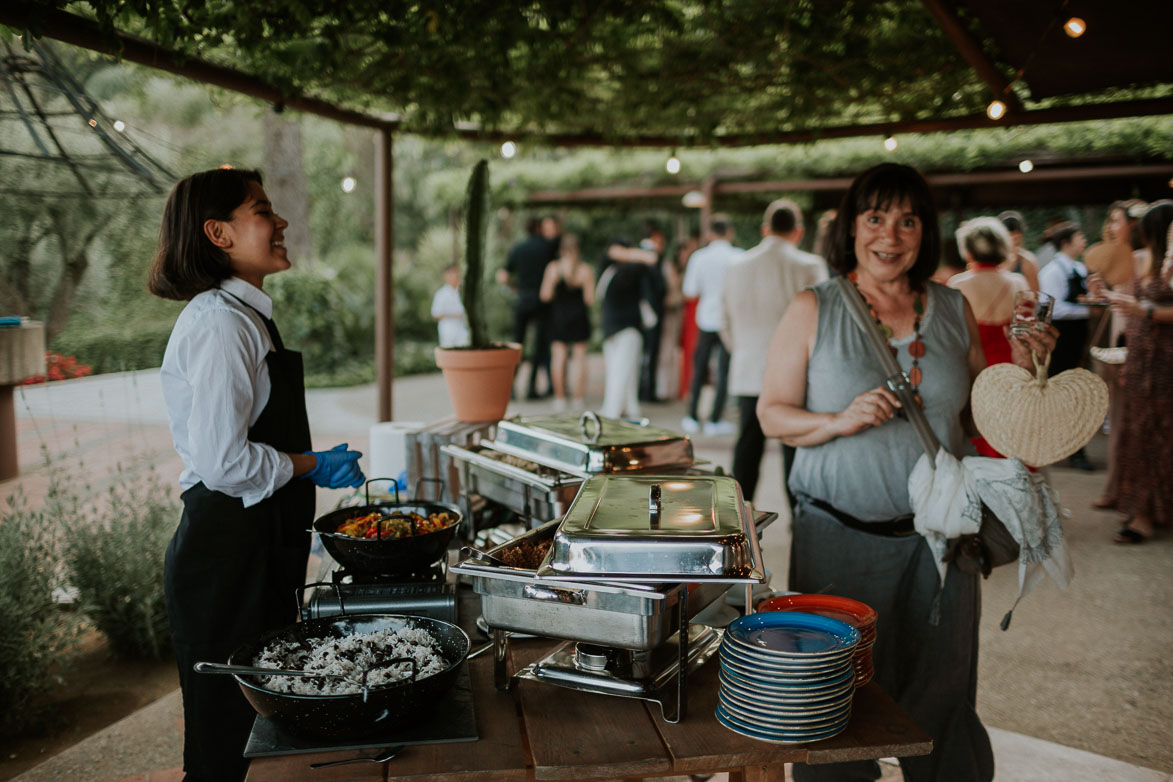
top-left (15, 1), bottom-right (1170, 143)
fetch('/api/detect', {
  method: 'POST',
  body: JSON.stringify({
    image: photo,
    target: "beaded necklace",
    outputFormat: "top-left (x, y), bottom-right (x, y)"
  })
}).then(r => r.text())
top-left (848, 271), bottom-right (926, 402)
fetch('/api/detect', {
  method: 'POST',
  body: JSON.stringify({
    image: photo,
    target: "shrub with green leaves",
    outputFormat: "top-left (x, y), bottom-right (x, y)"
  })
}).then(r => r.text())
top-left (63, 464), bottom-right (177, 660)
top-left (0, 490), bottom-right (81, 734)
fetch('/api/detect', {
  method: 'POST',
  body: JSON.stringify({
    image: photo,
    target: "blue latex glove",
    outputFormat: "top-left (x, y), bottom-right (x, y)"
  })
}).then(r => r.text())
top-left (303, 443), bottom-right (365, 489)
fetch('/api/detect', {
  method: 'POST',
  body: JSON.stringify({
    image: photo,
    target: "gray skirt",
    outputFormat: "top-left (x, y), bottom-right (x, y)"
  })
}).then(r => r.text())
top-left (788, 494), bottom-right (994, 782)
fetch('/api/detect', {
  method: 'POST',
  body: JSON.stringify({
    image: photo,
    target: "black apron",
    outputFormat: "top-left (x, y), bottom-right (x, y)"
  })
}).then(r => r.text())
top-left (1051, 262), bottom-right (1090, 376)
top-left (164, 305), bottom-right (314, 782)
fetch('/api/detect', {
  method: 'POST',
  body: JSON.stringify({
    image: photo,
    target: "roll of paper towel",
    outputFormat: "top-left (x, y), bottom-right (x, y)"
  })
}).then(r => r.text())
top-left (368, 421), bottom-right (423, 492)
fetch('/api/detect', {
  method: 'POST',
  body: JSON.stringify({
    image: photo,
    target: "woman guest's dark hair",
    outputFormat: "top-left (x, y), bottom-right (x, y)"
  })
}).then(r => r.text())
top-left (1140, 200), bottom-right (1173, 275)
top-left (825, 163), bottom-right (940, 289)
top-left (998, 210), bottom-right (1025, 234)
top-left (148, 168), bottom-right (263, 301)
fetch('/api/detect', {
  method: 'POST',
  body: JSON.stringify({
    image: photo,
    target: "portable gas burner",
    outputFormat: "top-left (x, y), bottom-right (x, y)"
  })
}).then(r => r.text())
top-left (301, 559), bottom-right (456, 623)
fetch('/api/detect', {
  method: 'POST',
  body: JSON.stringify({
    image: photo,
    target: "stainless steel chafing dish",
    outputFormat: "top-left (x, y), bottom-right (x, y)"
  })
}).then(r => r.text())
top-left (442, 412), bottom-right (698, 526)
top-left (451, 495), bottom-right (776, 723)
top-left (540, 474), bottom-right (763, 583)
top-left (491, 412), bottom-right (695, 476)
top-left (451, 474), bottom-right (768, 650)
top-left (453, 520), bottom-right (731, 651)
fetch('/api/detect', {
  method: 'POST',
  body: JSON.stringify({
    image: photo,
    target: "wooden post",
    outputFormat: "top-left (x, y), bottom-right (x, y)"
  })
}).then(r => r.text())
top-left (375, 127), bottom-right (395, 422)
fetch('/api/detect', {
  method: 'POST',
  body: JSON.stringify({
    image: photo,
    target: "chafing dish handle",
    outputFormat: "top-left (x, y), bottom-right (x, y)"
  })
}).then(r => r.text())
top-left (649, 483), bottom-right (662, 529)
top-left (522, 584), bottom-right (587, 605)
top-left (579, 410), bottom-right (602, 443)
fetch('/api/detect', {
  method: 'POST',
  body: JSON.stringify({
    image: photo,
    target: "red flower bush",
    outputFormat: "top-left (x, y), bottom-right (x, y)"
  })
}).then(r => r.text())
top-left (22, 351), bottom-right (93, 384)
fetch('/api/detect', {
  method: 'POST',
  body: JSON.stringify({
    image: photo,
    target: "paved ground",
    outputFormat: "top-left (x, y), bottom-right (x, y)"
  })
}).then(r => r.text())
top-left (4, 356), bottom-right (1170, 781)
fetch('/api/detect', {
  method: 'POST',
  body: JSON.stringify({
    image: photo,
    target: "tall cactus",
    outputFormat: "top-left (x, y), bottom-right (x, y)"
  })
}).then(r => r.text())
top-left (462, 159), bottom-right (490, 348)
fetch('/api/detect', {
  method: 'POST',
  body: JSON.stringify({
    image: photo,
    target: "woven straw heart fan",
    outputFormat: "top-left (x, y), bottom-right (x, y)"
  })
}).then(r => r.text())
top-left (971, 356), bottom-right (1108, 467)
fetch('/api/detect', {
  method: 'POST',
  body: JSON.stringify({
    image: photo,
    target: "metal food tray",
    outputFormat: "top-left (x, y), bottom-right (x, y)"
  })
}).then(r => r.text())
top-left (491, 412), bottom-right (694, 477)
top-left (441, 443), bottom-right (583, 522)
top-left (451, 521), bottom-right (729, 651)
top-left (538, 474), bottom-right (765, 584)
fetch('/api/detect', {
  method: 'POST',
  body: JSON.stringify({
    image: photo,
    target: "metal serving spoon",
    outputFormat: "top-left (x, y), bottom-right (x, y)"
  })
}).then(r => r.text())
top-left (310, 745), bottom-right (403, 769)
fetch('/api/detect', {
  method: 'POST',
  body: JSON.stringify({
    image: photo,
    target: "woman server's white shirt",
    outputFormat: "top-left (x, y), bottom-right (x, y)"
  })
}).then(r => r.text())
top-left (160, 276), bottom-right (294, 507)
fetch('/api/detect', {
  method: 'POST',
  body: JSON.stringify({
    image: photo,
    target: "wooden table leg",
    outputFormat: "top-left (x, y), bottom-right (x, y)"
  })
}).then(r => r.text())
top-left (735, 764), bottom-right (788, 782)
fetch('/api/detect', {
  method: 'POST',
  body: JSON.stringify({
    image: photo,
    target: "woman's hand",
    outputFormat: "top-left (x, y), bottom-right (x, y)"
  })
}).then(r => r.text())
top-left (1086, 273), bottom-right (1109, 299)
top-left (831, 386), bottom-right (902, 437)
top-left (1102, 290), bottom-right (1145, 318)
top-left (1007, 323), bottom-right (1058, 371)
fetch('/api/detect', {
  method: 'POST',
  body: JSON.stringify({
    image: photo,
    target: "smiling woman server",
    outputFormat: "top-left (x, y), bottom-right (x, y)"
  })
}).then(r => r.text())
top-left (148, 168), bottom-right (365, 782)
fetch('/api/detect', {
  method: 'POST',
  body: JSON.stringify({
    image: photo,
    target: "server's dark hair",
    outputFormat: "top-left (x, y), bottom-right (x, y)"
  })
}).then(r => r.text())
top-left (148, 168), bottom-right (262, 301)
top-left (824, 163), bottom-right (940, 289)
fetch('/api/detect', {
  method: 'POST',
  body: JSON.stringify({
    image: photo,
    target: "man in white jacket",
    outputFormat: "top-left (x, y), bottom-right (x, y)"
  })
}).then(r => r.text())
top-left (721, 200), bottom-right (827, 504)
top-left (681, 216), bottom-right (742, 435)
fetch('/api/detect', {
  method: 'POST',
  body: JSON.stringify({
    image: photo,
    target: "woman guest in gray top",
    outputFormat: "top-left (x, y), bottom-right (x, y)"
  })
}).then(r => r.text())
top-left (757, 164), bottom-right (1055, 782)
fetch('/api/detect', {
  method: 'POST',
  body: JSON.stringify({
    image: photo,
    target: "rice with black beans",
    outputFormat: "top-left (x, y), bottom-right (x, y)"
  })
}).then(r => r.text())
top-left (253, 626), bottom-right (445, 695)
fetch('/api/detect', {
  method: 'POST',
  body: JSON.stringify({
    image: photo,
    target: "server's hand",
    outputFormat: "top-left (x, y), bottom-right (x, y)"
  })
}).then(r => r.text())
top-left (303, 443), bottom-right (365, 488)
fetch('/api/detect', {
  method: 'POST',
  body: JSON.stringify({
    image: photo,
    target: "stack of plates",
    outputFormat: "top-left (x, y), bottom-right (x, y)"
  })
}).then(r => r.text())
top-left (757, 594), bottom-right (878, 687)
top-left (716, 612), bottom-right (860, 744)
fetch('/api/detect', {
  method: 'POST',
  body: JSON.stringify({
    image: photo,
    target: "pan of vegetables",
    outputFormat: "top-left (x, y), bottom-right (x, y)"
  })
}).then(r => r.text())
top-left (312, 478), bottom-right (463, 576)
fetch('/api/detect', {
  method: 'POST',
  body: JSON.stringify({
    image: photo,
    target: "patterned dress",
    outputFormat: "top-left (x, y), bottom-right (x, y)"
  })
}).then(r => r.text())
top-left (1116, 275), bottom-right (1173, 526)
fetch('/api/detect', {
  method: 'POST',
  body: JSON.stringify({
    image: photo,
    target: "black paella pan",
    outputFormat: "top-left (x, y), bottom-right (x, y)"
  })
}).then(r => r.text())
top-left (213, 613), bottom-right (469, 740)
top-left (312, 478), bottom-right (463, 576)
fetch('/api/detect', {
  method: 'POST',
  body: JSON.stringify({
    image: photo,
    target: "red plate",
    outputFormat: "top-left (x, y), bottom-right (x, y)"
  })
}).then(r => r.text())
top-left (756, 594), bottom-right (878, 632)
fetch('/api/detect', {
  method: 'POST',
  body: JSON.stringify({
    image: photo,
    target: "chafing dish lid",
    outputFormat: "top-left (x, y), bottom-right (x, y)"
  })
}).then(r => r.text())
top-left (540, 474), bottom-right (765, 583)
top-left (492, 412), bottom-right (694, 475)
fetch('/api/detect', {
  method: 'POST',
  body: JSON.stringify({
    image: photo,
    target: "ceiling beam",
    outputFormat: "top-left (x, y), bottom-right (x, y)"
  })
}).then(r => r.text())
top-left (525, 163), bottom-right (1173, 205)
top-left (920, 0), bottom-right (1025, 113)
top-left (0, 6), bottom-right (399, 130)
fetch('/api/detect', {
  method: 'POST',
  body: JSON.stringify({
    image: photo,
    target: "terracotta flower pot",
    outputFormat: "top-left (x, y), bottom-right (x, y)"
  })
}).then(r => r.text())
top-left (434, 343), bottom-right (522, 423)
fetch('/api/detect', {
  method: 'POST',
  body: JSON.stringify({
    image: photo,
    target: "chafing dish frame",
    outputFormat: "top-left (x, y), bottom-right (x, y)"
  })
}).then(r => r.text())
top-left (442, 443), bottom-right (583, 524)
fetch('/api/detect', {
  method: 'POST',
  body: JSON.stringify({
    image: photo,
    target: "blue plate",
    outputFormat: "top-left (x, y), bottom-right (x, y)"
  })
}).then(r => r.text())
top-left (720, 640), bottom-right (854, 672)
top-left (727, 612), bottom-right (859, 656)
top-left (718, 689), bottom-right (853, 725)
top-left (719, 654), bottom-right (855, 688)
top-left (715, 703), bottom-right (850, 744)
top-left (719, 683), bottom-right (854, 718)
top-left (719, 667), bottom-right (855, 702)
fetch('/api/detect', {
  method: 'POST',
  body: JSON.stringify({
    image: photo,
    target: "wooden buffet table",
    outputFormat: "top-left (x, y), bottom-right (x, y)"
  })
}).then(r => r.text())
top-left (244, 636), bottom-right (931, 782)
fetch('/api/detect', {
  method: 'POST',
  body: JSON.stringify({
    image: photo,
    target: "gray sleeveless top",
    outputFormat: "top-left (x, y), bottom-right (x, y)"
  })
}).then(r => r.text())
top-left (789, 279), bottom-right (974, 521)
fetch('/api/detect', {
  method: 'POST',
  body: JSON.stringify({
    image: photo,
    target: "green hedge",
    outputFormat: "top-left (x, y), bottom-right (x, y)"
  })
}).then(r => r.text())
top-left (51, 322), bottom-right (173, 376)
top-left (0, 490), bottom-right (82, 734)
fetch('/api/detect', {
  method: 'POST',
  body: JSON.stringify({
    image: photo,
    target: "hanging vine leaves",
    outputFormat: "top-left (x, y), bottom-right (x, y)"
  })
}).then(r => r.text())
top-left (10, 0), bottom-right (1168, 143)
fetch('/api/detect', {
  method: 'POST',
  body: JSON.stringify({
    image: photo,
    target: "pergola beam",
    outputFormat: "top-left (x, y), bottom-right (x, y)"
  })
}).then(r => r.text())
top-left (525, 163), bottom-right (1173, 205)
top-left (921, 0), bottom-right (1025, 113)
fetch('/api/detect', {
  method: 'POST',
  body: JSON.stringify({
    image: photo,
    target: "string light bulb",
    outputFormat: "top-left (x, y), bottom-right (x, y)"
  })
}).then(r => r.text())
top-left (113, 120), bottom-right (126, 132)
top-left (666, 149), bottom-right (681, 175)
top-left (340, 176), bottom-right (357, 193)
top-left (500, 140), bottom-right (517, 159)
top-left (883, 136), bottom-right (898, 152)
top-left (87, 118), bottom-right (97, 128)
top-left (1019, 160), bottom-right (1034, 173)
top-left (987, 100), bottom-right (1007, 120)
top-left (1063, 17), bottom-right (1086, 38)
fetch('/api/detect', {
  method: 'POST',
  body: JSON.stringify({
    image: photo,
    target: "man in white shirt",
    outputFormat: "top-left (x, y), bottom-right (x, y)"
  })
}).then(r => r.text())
top-left (721, 199), bottom-right (827, 504)
top-left (432, 264), bottom-right (470, 348)
top-left (681, 216), bottom-right (742, 435)
top-left (1037, 221), bottom-right (1094, 469)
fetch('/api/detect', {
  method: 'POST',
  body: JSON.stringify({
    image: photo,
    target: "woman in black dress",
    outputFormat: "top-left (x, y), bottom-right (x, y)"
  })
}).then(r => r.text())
top-left (540, 233), bottom-right (595, 411)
